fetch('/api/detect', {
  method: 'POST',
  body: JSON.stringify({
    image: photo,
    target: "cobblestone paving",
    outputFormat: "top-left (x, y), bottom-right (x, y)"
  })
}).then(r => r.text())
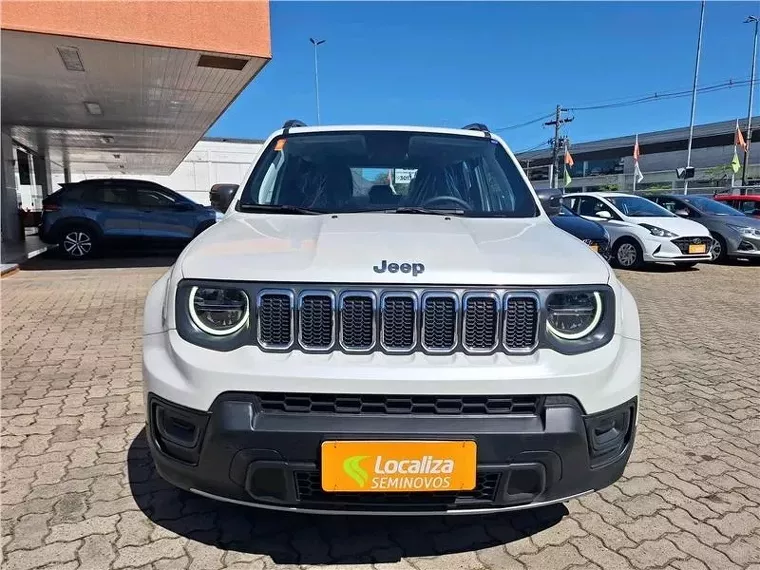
top-left (2, 257), bottom-right (760, 570)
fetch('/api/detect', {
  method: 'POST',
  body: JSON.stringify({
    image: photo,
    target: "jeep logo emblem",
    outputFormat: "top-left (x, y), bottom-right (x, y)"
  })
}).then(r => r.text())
top-left (373, 260), bottom-right (425, 277)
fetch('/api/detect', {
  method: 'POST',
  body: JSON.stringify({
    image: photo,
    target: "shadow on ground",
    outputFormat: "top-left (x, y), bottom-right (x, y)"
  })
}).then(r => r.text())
top-left (127, 430), bottom-right (567, 565)
top-left (20, 248), bottom-right (180, 271)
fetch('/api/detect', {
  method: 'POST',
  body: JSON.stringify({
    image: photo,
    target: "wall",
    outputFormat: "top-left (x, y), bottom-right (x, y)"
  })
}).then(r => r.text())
top-left (53, 139), bottom-right (263, 205)
top-left (1, 0), bottom-right (271, 59)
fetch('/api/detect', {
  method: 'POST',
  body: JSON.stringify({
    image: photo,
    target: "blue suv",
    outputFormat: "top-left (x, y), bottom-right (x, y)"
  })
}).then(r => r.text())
top-left (40, 179), bottom-right (218, 259)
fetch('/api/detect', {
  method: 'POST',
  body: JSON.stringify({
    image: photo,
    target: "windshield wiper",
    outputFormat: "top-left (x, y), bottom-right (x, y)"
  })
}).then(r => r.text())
top-left (237, 203), bottom-right (323, 215)
top-left (389, 206), bottom-right (466, 216)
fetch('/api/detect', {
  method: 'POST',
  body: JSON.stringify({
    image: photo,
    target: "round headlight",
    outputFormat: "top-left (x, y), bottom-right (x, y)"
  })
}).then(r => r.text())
top-left (546, 291), bottom-right (602, 340)
top-left (189, 286), bottom-right (249, 336)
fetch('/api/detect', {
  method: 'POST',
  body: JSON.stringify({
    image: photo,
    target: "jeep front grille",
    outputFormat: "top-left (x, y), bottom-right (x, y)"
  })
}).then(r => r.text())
top-left (380, 294), bottom-right (417, 351)
top-left (504, 295), bottom-right (539, 351)
top-left (422, 293), bottom-right (458, 352)
top-left (257, 292), bottom-right (294, 349)
top-left (254, 287), bottom-right (540, 355)
top-left (339, 293), bottom-right (376, 351)
top-left (298, 293), bottom-right (334, 350)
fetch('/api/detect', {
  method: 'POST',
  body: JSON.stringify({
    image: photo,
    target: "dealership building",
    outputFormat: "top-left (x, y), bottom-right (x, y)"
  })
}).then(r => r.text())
top-left (1, 0), bottom-right (271, 250)
top-left (517, 117), bottom-right (760, 194)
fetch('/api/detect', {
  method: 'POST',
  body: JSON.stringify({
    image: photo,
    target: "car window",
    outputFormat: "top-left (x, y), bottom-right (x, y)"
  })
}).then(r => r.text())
top-left (239, 131), bottom-right (539, 218)
top-left (577, 196), bottom-right (610, 217)
top-left (136, 188), bottom-right (177, 207)
top-left (683, 196), bottom-right (743, 216)
top-left (606, 195), bottom-right (674, 217)
top-left (739, 199), bottom-right (760, 214)
top-left (99, 187), bottom-right (135, 206)
top-left (652, 197), bottom-right (679, 213)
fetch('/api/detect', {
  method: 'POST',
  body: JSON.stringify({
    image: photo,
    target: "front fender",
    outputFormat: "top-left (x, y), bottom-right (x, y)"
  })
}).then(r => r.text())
top-left (618, 283), bottom-right (640, 341)
top-left (144, 269), bottom-right (172, 336)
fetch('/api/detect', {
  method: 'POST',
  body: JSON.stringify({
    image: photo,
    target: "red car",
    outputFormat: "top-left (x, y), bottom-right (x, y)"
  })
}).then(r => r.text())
top-left (713, 194), bottom-right (760, 218)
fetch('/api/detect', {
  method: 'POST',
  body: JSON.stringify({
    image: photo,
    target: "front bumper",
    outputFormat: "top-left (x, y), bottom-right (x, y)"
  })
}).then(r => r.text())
top-left (642, 235), bottom-right (714, 263)
top-left (146, 392), bottom-right (637, 515)
top-left (727, 234), bottom-right (760, 257)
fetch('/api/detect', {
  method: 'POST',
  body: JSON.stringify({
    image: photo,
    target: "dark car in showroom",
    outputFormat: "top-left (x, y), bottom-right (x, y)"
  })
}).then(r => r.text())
top-left (536, 188), bottom-right (610, 260)
top-left (40, 178), bottom-right (217, 259)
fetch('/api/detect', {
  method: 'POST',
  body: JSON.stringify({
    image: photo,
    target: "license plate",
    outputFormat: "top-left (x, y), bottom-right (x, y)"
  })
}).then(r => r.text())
top-left (589, 244), bottom-right (599, 252)
top-left (688, 244), bottom-right (706, 254)
top-left (321, 440), bottom-right (477, 492)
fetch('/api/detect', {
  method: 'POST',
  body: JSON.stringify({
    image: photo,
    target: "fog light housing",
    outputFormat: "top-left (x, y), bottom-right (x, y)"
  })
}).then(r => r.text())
top-left (149, 396), bottom-right (208, 465)
top-left (584, 399), bottom-right (635, 468)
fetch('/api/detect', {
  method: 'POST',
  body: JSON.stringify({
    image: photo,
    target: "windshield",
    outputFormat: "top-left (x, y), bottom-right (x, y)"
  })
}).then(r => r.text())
top-left (684, 195), bottom-right (746, 216)
top-left (238, 131), bottom-right (539, 217)
top-left (607, 195), bottom-right (674, 218)
top-left (558, 205), bottom-right (576, 216)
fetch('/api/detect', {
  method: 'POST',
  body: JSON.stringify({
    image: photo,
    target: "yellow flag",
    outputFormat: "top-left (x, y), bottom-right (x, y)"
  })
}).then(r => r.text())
top-left (731, 148), bottom-right (741, 174)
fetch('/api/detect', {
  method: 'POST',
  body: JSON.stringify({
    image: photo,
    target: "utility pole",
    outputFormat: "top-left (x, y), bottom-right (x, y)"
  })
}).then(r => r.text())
top-left (684, 0), bottom-right (706, 195)
top-left (544, 105), bottom-right (573, 189)
top-left (742, 16), bottom-right (758, 190)
top-left (309, 38), bottom-right (326, 124)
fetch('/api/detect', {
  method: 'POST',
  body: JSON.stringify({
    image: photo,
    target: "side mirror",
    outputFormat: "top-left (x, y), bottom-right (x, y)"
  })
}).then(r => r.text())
top-left (535, 188), bottom-right (562, 217)
top-left (674, 209), bottom-right (689, 217)
top-left (210, 184), bottom-right (238, 212)
top-left (596, 210), bottom-right (612, 219)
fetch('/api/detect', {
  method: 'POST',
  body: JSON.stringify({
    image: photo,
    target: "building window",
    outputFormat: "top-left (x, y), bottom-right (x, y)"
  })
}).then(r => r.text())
top-left (16, 149), bottom-right (30, 185)
top-left (585, 159), bottom-right (623, 176)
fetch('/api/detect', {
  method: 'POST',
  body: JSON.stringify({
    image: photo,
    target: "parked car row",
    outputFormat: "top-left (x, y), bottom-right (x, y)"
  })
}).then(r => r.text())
top-left (537, 187), bottom-right (760, 269)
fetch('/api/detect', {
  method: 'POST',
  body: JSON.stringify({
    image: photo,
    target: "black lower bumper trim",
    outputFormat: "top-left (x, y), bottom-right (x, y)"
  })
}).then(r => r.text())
top-left (147, 392), bottom-right (636, 513)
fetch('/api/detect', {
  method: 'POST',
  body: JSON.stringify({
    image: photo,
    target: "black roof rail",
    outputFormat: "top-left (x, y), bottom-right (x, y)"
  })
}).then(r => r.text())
top-left (282, 119), bottom-right (307, 130)
top-left (462, 123), bottom-right (491, 137)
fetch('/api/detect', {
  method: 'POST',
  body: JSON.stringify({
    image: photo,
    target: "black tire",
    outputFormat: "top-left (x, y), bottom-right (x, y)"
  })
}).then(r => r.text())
top-left (59, 225), bottom-right (99, 260)
top-left (710, 233), bottom-right (728, 263)
top-left (613, 238), bottom-right (643, 270)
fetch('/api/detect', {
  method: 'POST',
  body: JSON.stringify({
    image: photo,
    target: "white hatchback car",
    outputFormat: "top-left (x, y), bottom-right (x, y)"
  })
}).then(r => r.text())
top-left (143, 122), bottom-right (641, 515)
top-left (562, 192), bottom-right (714, 269)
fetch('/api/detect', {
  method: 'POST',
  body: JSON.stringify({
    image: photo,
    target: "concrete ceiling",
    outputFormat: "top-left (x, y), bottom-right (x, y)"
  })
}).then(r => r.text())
top-left (1, 30), bottom-right (267, 174)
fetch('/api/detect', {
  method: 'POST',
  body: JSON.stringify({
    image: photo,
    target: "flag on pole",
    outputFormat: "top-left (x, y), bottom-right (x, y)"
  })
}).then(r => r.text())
top-left (735, 120), bottom-right (748, 152)
top-left (731, 119), bottom-right (745, 174)
top-left (633, 134), bottom-right (644, 184)
top-left (564, 147), bottom-right (573, 187)
top-left (564, 148), bottom-right (574, 168)
top-left (731, 149), bottom-right (742, 174)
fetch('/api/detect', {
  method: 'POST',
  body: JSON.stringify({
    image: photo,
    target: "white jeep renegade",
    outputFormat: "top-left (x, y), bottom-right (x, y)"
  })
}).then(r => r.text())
top-left (143, 121), bottom-right (641, 515)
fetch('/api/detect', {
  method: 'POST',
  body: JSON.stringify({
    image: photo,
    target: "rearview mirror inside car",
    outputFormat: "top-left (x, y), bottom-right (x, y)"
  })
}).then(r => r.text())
top-left (210, 184), bottom-right (239, 212)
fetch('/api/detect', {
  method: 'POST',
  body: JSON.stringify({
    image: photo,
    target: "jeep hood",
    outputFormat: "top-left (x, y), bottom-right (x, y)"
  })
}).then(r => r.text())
top-left (180, 213), bottom-right (610, 286)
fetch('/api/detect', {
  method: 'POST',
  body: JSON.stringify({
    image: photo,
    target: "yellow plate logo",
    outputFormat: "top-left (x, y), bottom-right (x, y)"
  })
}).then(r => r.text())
top-left (321, 441), bottom-right (477, 492)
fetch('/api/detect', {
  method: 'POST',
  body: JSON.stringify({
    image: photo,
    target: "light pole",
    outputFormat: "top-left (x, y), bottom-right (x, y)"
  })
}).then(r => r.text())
top-left (309, 38), bottom-right (325, 125)
top-left (684, 0), bottom-right (706, 195)
top-left (741, 16), bottom-right (758, 189)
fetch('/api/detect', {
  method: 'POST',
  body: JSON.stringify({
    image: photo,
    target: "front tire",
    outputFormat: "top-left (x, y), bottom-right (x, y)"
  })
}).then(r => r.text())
top-left (711, 233), bottom-right (728, 263)
top-left (613, 238), bottom-right (643, 270)
top-left (59, 226), bottom-right (98, 260)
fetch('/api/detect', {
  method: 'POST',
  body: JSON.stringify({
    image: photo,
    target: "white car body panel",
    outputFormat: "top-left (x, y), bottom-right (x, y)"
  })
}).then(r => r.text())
top-left (179, 213), bottom-right (611, 286)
